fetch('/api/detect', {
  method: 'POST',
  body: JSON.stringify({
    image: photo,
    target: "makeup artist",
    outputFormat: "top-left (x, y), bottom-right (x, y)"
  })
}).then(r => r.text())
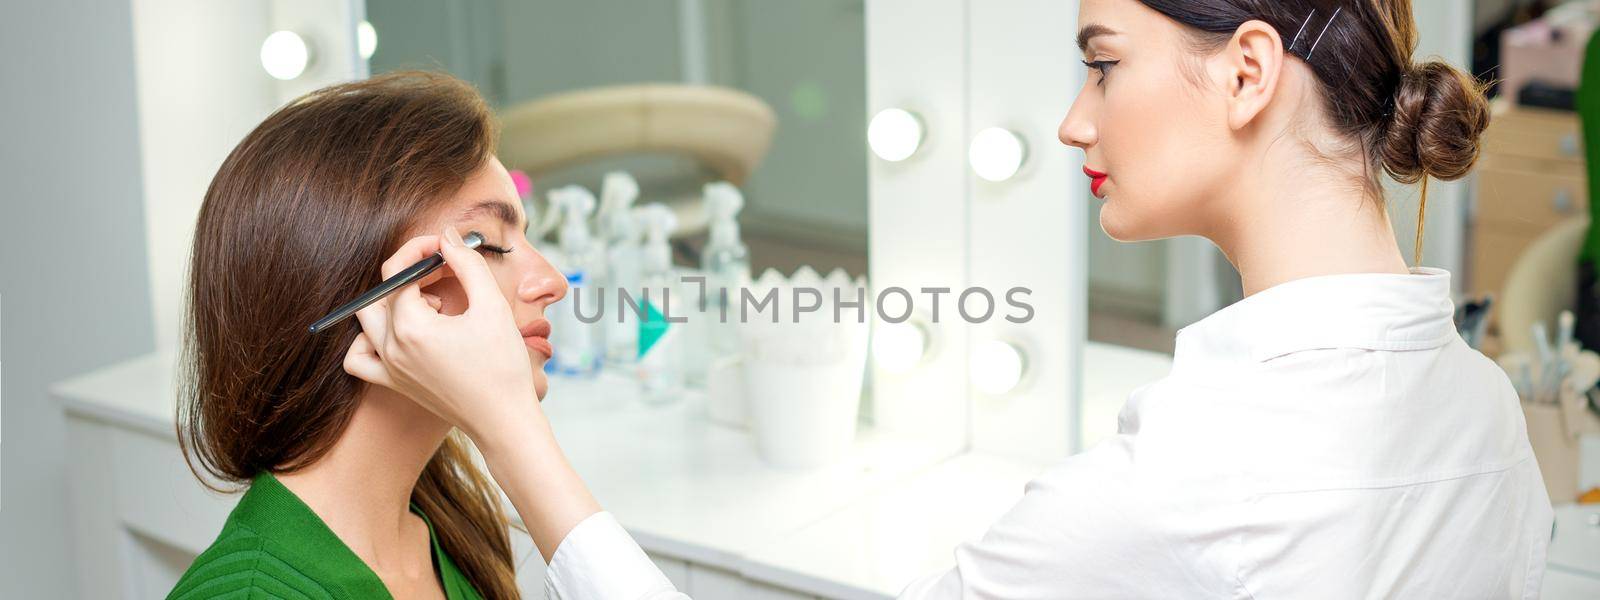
top-left (345, 0), bottom-right (1551, 598)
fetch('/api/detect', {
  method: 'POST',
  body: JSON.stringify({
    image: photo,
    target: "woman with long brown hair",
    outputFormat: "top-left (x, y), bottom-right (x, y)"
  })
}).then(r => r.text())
top-left (169, 71), bottom-right (567, 599)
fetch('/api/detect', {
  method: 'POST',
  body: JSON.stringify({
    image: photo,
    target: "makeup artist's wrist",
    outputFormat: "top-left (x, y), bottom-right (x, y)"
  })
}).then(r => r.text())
top-left (469, 405), bottom-right (602, 562)
top-left (462, 404), bottom-right (549, 459)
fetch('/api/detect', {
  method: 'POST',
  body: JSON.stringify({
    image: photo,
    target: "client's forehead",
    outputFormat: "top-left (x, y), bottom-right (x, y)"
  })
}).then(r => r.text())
top-left (454, 198), bottom-right (522, 229)
top-left (445, 158), bottom-right (525, 226)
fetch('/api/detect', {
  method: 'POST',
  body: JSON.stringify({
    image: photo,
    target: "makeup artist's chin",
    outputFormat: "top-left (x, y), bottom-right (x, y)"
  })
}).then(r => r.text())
top-left (1099, 201), bottom-right (1143, 243)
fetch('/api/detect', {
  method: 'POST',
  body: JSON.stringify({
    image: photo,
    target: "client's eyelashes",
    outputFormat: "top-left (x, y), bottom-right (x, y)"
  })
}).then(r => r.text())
top-left (478, 244), bottom-right (513, 260)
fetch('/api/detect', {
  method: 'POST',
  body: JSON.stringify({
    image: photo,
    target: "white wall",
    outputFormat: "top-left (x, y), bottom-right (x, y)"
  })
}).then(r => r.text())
top-left (137, 0), bottom-right (360, 351)
top-left (0, 0), bottom-right (156, 596)
top-left (132, 0), bottom-right (277, 350)
top-left (0, 1), bottom-right (359, 595)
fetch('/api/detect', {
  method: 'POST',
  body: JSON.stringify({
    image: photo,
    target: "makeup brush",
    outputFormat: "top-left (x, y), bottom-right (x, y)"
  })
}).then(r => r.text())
top-left (308, 231), bottom-right (485, 334)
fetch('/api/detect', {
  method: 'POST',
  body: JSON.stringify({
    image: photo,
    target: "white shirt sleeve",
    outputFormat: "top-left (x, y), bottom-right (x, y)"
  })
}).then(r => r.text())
top-left (544, 511), bottom-right (690, 600)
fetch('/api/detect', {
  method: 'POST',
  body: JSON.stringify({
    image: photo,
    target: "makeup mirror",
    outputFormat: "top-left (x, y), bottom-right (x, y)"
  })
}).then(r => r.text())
top-left (364, 0), bottom-right (869, 279)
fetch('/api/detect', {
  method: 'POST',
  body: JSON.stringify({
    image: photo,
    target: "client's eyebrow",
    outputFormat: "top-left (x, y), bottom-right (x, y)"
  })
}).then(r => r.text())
top-left (1077, 23), bottom-right (1118, 53)
top-left (459, 199), bottom-right (529, 234)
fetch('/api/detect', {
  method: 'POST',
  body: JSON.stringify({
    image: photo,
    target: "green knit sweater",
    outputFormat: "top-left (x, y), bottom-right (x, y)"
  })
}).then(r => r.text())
top-left (167, 472), bottom-right (486, 600)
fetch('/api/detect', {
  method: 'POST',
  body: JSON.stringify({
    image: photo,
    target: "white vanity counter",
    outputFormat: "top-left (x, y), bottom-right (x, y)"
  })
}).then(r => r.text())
top-left (52, 342), bottom-right (1600, 599)
top-left (53, 343), bottom-right (1169, 599)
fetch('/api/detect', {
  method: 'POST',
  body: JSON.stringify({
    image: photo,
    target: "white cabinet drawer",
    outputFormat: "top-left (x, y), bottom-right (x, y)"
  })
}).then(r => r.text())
top-left (107, 427), bottom-right (234, 555)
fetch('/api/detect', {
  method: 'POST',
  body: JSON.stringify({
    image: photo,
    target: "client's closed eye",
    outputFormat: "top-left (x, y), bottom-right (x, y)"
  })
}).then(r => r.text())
top-left (478, 244), bottom-right (513, 260)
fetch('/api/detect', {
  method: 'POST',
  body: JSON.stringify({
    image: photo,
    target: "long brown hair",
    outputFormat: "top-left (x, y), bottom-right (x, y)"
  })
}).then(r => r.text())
top-left (178, 70), bottom-right (519, 598)
top-left (1137, 0), bottom-right (1490, 262)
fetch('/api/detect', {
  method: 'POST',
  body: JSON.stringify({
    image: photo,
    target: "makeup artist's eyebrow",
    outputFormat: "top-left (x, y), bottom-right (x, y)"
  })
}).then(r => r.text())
top-left (459, 199), bottom-right (529, 234)
top-left (1077, 23), bottom-right (1118, 53)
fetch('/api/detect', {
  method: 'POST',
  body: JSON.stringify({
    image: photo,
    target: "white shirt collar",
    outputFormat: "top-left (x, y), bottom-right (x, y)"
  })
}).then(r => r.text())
top-left (1174, 267), bottom-right (1459, 365)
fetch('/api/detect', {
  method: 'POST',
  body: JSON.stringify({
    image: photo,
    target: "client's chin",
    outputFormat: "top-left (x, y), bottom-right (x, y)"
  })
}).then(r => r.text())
top-left (533, 368), bottom-right (549, 401)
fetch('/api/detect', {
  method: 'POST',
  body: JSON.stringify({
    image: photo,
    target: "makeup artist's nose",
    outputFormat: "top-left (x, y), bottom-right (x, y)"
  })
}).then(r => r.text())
top-left (1060, 95), bottom-right (1097, 149)
top-left (518, 258), bottom-right (567, 307)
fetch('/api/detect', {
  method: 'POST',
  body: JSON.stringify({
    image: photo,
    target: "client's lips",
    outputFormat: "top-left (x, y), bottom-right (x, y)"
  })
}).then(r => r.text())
top-left (1083, 165), bottom-right (1109, 198)
top-left (520, 319), bottom-right (553, 357)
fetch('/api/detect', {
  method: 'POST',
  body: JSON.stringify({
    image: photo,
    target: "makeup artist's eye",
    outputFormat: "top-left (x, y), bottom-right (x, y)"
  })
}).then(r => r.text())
top-left (1082, 59), bottom-right (1118, 86)
top-left (478, 244), bottom-right (513, 260)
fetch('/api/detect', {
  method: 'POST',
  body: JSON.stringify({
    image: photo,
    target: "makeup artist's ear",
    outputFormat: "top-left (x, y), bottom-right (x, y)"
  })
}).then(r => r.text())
top-left (1218, 19), bottom-right (1284, 131)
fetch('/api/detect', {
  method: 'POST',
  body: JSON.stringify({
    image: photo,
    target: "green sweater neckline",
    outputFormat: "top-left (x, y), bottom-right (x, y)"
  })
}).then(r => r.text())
top-left (176, 471), bottom-right (482, 599)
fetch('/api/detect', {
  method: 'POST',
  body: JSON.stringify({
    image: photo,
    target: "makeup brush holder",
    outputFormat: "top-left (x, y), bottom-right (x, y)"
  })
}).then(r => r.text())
top-left (739, 267), bottom-right (869, 468)
top-left (1505, 349), bottom-right (1600, 504)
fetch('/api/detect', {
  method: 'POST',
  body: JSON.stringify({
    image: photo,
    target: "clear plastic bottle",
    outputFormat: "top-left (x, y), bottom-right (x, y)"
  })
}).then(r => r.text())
top-left (634, 204), bottom-right (683, 405)
top-left (598, 172), bottom-right (643, 365)
top-left (700, 182), bottom-right (751, 362)
top-left (547, 185), bottom-right (604, 378)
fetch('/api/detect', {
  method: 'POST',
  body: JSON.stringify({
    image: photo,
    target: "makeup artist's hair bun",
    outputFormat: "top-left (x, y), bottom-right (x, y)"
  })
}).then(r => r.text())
top-left (1378, 60), bottom-right (1490, 184)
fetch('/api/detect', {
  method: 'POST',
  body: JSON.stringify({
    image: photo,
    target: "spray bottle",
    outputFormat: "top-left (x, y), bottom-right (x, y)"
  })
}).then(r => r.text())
top-left (598, 172), bottom-right (643, 365)
top-left (547, 185), bottom-right (604, 377)
top-left (701, 182), bottom-right (751, 362)
top-left (635, 204), bottom-right (683, 404)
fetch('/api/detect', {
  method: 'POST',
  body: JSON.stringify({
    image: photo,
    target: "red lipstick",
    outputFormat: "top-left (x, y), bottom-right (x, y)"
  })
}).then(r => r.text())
top-left (1083, 166), bottom-right (1108, 198)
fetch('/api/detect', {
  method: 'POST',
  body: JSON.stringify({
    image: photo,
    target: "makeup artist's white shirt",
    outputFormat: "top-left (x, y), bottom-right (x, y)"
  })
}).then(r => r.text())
top-left (543, 268), bottom-right (1553, 600)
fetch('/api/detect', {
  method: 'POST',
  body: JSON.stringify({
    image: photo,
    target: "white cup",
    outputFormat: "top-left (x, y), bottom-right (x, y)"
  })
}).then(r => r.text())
top-left (742, 357), bottom-right (865, 468)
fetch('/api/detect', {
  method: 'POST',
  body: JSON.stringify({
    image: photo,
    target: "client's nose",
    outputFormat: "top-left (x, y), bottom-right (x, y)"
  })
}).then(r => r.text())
top-left (518, 252), bottom-right (568, 308)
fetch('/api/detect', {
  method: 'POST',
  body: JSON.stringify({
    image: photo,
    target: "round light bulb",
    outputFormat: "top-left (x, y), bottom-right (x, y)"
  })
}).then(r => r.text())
top-left (970, 339), bottom-right (1026, 395)
top-left (358, 21), bottom-right (378, 60)
top-left (968, 127), bottom-right (1027, 182)
top-left (868, 108), bottom-right (925, 162)
top-left (873, 320), bottom-right (927, 373)
top-left (261, 30), bottom-right (312, 80)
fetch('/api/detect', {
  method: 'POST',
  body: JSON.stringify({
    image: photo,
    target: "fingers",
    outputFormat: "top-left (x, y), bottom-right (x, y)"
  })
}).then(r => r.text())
top-left (342, 332), bottom-right (392, 387)
top-left (353, 289), bottom-right (388, 342)
top-left (381, 235), bottom-right (443, 279)
top-left (381, 234), bottom-right (448, 332)
top-left (352, 297), bottom-right (399, 373)
top-left (437, 226), bottom-right (507, 314)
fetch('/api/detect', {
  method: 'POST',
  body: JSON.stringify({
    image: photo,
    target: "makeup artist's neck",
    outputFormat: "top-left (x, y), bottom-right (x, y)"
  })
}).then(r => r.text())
top-left (275, 387), bottom-right (449, 559)
top-left (1210, 159), bottom-right (1410, 297)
